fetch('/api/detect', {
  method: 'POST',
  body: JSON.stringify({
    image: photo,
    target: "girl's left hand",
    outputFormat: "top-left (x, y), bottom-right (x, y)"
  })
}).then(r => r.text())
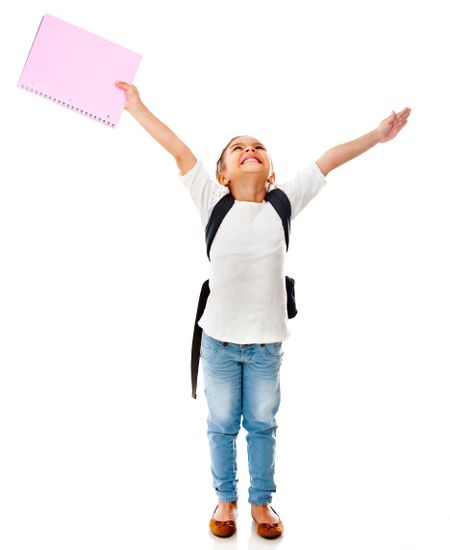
top-left (376, 107), bottom-right (411, 143)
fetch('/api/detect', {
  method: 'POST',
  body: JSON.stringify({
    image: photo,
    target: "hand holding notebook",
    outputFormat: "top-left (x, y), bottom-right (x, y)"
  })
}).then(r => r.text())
top-left (18, 13), bottom-right (142, 128)
top-left (115, 81), bottom-right (143, 114)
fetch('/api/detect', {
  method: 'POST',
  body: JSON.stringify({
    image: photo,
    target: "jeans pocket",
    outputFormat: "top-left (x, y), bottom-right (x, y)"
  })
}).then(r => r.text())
top-left (200, 332), bottom-right (224, 360)
top-left (263, 341), bottom-right (284, 358)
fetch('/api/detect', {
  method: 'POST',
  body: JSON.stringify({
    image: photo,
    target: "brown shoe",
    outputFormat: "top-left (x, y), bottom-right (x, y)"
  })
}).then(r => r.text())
top-left (252, 505), bottom-right (284, 539)
top-left (209, 504), bottom-right (237, 538)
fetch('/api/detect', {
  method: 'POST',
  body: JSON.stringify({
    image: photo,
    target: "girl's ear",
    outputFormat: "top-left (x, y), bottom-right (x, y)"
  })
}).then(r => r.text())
top-left (216, 171), bottom-right (231, 186)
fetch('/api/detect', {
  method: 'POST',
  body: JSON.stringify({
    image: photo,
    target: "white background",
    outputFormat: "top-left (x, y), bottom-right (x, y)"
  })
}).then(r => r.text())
top-left (1, 1), bottom-right (449, 549)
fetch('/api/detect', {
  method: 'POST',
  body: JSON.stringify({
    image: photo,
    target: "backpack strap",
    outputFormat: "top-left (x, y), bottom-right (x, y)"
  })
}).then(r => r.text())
top-left (264, 188), bottom-right (292, 251)
top-left (190, 279), bottom-right (210, 399)
top-left (205, 193), bottom-right (235, 261)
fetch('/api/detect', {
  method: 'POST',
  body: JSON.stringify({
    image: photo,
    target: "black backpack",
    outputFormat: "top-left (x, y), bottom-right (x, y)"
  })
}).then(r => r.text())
top-left (190, 187), bottom-right (297, 399)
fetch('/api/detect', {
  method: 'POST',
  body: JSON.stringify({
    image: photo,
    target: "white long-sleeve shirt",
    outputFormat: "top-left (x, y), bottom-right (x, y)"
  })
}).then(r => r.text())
top-left (179, 159), bottom-right (327, 344)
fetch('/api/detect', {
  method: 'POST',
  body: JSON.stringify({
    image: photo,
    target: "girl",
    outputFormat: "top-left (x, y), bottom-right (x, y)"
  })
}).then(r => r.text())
top-left (115, 80), bottom-right (411, 539)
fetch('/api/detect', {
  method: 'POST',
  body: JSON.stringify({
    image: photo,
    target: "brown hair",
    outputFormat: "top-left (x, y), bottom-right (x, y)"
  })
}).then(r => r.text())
top-left (215, 135), bottom-right (274, 181)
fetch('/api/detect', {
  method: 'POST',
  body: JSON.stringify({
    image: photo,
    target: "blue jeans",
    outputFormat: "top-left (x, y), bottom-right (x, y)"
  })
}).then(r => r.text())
top-left (200, 330), bottom-right (284, 505)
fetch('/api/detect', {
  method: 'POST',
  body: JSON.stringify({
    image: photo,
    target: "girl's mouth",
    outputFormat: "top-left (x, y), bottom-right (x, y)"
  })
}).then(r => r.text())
top-left (241, 158), bottom-right (261, 165)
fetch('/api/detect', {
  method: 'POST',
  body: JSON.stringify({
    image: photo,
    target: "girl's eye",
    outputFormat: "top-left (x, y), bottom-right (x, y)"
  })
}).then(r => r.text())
top-left (232, 145), bottom-right (265, 151)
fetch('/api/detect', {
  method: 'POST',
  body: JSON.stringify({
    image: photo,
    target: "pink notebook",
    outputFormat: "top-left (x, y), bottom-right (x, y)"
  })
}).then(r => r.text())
top-left (17, 13), bottom-right (142, 128)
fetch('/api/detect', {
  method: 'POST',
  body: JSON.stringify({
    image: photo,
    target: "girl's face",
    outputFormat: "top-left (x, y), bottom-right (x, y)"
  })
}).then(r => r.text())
top-left (219, 136), bottom-right (274, 185)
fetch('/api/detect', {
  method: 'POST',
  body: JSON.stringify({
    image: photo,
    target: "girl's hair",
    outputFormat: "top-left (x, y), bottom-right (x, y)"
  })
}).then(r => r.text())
top-left (215, 135), bottom-right (274, 180)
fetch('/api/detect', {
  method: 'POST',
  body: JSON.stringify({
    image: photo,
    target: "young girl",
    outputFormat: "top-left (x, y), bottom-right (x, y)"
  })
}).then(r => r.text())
top-left (115, 80), bottom-right (411, 539)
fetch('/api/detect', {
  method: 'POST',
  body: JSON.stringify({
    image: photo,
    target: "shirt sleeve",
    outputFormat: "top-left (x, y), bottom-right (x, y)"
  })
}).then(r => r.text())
top-left (276, 161), bottom-right (328, 221)
top-left (178, 158), bottom-right (230, 227)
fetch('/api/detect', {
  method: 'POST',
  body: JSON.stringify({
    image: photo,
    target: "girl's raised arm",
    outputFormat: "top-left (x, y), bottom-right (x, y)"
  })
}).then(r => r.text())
top-left (115, 81), bottom-right (197, 176)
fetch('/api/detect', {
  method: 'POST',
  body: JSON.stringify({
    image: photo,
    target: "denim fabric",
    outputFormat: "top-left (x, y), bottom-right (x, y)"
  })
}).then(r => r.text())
top-left (200, 330), bottom-right (284, 505)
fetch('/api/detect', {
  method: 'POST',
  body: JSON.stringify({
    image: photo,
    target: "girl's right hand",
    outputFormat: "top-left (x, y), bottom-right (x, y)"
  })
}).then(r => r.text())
top-left (115, 81), bottom-right (142, 112)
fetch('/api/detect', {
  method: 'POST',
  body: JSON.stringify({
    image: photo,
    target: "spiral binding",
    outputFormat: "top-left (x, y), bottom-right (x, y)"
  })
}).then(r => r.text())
top-left (19, 83), bottom-right (116, 128)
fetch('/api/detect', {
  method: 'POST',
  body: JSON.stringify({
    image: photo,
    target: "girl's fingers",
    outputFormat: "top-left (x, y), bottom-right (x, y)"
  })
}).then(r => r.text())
top-left (393, 107), bottom-right (411, 120)
top-left (395, 109), bottom-right (410, 122)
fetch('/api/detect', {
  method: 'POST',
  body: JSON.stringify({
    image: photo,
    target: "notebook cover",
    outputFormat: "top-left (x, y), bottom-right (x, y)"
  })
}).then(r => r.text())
top-left (17, 13), bottom-right (142, 128)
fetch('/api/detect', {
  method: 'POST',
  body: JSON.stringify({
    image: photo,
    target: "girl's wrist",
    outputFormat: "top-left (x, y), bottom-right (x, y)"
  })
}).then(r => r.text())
top-left (128, 100), bottom-right (146, 117)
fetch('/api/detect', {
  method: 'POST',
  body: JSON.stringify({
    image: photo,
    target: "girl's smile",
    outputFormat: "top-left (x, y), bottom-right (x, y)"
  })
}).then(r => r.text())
top-left (240, 155), bottom-right (262, 165)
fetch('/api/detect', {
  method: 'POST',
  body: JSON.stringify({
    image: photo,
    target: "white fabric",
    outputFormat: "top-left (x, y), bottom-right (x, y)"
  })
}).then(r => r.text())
top-left (179, 159), bottom-right (327, 344)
